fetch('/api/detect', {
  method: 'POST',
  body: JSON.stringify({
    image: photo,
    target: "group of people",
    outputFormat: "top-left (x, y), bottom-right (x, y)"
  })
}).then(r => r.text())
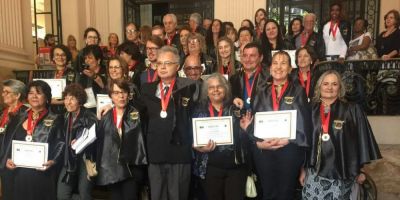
top-left (0, 2), bottom-right (396, 200)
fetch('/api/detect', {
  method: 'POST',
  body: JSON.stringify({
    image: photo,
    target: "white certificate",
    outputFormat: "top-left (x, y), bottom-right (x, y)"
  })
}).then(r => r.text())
top-left (33, 78), bottom-right (66, 99)
top-left (96, 94), bottom-right (112, 116)
top-left (71, 123), bottom-right (97, 154)
top-left (192, 116), bottom-right (233, 147)
top-left (84, 87), bottom-right (97, 108)
top-left (254, 110), bottom-right (297, 139)
top-left (12, 140), bottom-right (48, 170)
top-left (272, 50), bottom-right (297, 68)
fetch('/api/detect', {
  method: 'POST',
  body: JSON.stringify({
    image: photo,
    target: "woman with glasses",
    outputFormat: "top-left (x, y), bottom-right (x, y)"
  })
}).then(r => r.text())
top-left (57, 83), bottom-right (97, 200)
top-left (0, 79), bottom-right (27, 200)
top-left (97, 80), bottom-right (147, 200)
top-left (183, 33), bottom-right (215, 75)
top-left (74, 27), bottom-right (102, 72)
top-left (5, 80), bottom-right (64, 200)
top-left (215, 37), bottom-right (241, 78)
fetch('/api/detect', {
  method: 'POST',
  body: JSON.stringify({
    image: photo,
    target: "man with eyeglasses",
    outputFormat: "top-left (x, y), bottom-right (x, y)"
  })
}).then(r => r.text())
top-left (163, 13), bottom-right (181, 48)
top-left (139, 46), bottom-right (200, 200)
top-left (183, 54), bottom-right (204, 81)
top-left (140, 36), bottom-right (164, 84)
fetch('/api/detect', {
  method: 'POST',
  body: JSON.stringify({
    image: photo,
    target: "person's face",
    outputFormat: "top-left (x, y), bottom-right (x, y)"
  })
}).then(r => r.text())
top-left (108, 60), bottom-right (123, 80)
top-left (211, 21), bottom-right (221, 34)
top-left (67, 37), bottom-right (76, 47)
top-left (157, 52), bottom-right (179, 81)
top-left (385, 13), bottom-right (396, 28)
top-left (320, 73), bottom-right (340, 100)
top-left (241, 20), bottom-right (250, 28)
top-left (188, 38), bottom-right (201, 53)
top-left (256, 10), bottom-right (266, 24)
top-left (53, 48), bottom-right (67, 67)
top-left (125, 24), bottom-right (139, 41)
top-left (184, 57), bottom-right (203, 80)
top-left (152, 29), bottom-right (164, 40)
top-left (227, 31), bottom-right (237, 42)
top-left (297, 49), bottom-right (312, 69)
top-left (84, 53), bottom-right (99, 69)
top-left (239, 30), bottom-right (252, 46)
top-left (291, 20), bottom-right (302, 33)
top-left (27, 87), bottom-right (47, 109)
top-left (303, 16), bottom-right (315, 32)
top-left (203, 19), bottom-right (212, 30)
top-left (163, 15), bottom-right (177, 34)
top-left (64, 95), bottom-right (80, 113)
top-left (180, 30), bottom-right (190, 45)
top-left (207, 78), bottom-right (226, 104)
top-left (109, 34), bottom-right (118, 46)
top-left (330, 5), bottom-right (341, 20)
top-left (258, 19), bottom-right (266, 31)
top-left (146, 41), bottom-right (159, 62)
top-left (85, 31), bottom-right (99, 45)
top-left (266, 22), bottom-right (278, 40)
top-left (119, 51), bottom-right (132, 63)
top-left (270, 54), bottom-right (292, 83)
top-left (189, 18), bottom-right (197, 30)
top-left (2, 86), bottom-right (20, 106)
top-left (353, 19), bottom-right (365, 33)
top-left (111, 84), bottom-right (128, 109)
top-left (218, 40), bottom-right (232, 60)
top-left (46, 37), bottom-right (55, 46)
top-left (241, 47), bottom-right (262, 71)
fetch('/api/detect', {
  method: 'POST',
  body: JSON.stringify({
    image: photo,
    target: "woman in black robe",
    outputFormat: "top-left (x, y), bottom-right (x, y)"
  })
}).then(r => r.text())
top-left (300, 70), bottom-right (381, 199)
top-left (5, 80), bottom-right (65, 200)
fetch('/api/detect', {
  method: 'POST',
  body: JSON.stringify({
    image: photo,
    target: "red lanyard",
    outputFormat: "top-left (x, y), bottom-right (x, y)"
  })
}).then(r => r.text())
top-left (220, 62), bottom-right (232, 75)
top-left (166, 32), bottom-right (176, 45)
top-left (330, 21), bottom-right (340, 39)
top-left (320, 104), bottom-right (331, 134)
top-left (147, 68), bottom-right (158, 83)
top-left (300, 32), bottom-right (310, 47)
top-left (244, 67), bottom-right (261, 100)
top-left (55, 68), bottom-right (66, 79)
top-left (0, 103), bottom-right (23, 128)
top-left (112, 108), bottom-right (123, 129)
top-left (129, 60), bottom-right (138, 71)
top-left (208, 103), bottom-right (223, 117)
top-left (271, 81), bottom-right (289, 111)
top-left (298, 70), bottom-right (311, 97)
top-left (68, 111), bottom-right (79, 133)
top-left (160, 79), bottom-right (176, 112)
top-left (27, 108), bottom-right (48, 135)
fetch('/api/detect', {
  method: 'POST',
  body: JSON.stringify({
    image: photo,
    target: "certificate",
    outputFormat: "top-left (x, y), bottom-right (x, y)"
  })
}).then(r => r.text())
top-left (192, 116), bottom-right (233, 147)
top-left (71, 123), bottom-right (97, 154)
top-left (96, 94), bottom-right (112, 116)
top-left (84, 87), bottom-right (97, 108)
top-left (272, 50), bottom-right (297, 68)
top-left (254, 110), bottom-right (297, 139)
top-left (33, 78), bottom-right (66, 99)
top-left (12, 140), bottom-right (48, 170)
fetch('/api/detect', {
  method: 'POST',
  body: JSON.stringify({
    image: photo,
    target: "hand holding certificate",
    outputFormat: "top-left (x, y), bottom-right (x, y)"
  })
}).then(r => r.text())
top-left (254, 110), bottom-right (297, 140)
top-left (192, 116), bottom-right (233, 147)
top-left (12, 140), bottom-right (48, 170)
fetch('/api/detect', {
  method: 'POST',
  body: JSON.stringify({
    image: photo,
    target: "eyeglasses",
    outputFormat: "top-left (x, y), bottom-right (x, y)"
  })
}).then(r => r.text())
top-left (1, 90), bottom-right (13, 95)
top-left (184, 66), bottom-right (202, 72)
top-left (156, 61), bottom-right (179, 68)
top-left (109, 65), bottom-right (122, 70)
top-left (146, 47), bottom-right (159, 52)
top-left (126, 29), bottom-right (138, 34)
top-left (87, 36), bottom-right (98, 40)
top-left (188, 39), bottom-right (199, 44)
top-left (54, 53), bottom-right (66, 58)
top-left (111, 90), bottom-right (128, 96)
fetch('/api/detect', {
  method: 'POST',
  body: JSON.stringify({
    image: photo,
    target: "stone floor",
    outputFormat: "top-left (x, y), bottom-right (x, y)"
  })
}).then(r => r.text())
top-left (365, 144), bottom-right (400, 200)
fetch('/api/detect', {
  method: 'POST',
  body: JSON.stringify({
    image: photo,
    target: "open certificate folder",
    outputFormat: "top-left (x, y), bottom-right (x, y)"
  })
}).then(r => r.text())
top-left (71, 123), bottom-right (97, 154)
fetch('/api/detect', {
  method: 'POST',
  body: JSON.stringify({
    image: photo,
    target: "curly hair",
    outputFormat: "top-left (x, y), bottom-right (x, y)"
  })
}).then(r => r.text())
top-left (63, 83), bottom-right (87, 105)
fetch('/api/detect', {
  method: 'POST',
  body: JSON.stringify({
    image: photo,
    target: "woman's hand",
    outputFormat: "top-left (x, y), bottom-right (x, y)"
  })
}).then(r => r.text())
top-left (240, 111), bottom-right (253, 130)
top-left (193, 140), bottom-right (216, 153)
top-left (97, 104), bottom-right (113, 119)
top-left (256, 138), bottom-right (281, 150)
top-left (299, 167), bottom-right (306, 186)
top-left (71, 139), bottom-right (77, 146)
top-left (356, 172), bottom-right (366, 184)
top-left (6, 159), bottom-right (16, 170)
top-left (38, 160), bottom-right (55, 171)
top-left (233, 98), bottom-right (244, 109)
top-left (82, 69), bottom-right (95, 78)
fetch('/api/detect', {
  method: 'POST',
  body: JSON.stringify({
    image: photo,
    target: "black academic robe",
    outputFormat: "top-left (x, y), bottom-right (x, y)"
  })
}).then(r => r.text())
top-left (290, 68), bottom-right (316, 102)
top-left (293, 31), bottom-right (326, 61)
top-left (306, 100), bottom-right (382, 180)
top-left (164, 32), bottom-right (181, 48)
top-left (96, 105), bottom-right (147, 185)
top-left (139, 77), bottom-right (200, 164)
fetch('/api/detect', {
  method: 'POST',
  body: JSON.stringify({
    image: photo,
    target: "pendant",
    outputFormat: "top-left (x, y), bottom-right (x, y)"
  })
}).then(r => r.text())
top-left (307, 97), bottom-right (310, 103)
top-left (0, 127), bottom-right (4, 133)
top-left (332, 37), bottom-right (336, 41)
top-left (246, 98), bottom-right (251, 104)
top-left (160, 111), bottom-right (167, 118)
top-left (321, 133), bottom-right (330, 142)
top-left (25, 135), bottom-right (33, 142)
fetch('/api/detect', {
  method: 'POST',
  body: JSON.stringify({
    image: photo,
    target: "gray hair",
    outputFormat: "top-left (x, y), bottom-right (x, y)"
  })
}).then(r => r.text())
top-left (158, 45), bottom-right (180, 64)
top-left (313, 70), bottom-right (346, 103)
top-left (2, 79), bottom-right (26, 101)
top-left (200, 73), bottom-right (232, 105)
top-left (190, 13), bottom-right (202, 25)
top-left (304, 13), bottom-right (317, 23)
top-left (163, 13), bottom-right (177, 24)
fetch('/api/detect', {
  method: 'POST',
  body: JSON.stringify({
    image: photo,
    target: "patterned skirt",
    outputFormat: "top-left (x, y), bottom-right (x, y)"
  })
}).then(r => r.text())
top-left (302, 169), bottom-right (354, 200)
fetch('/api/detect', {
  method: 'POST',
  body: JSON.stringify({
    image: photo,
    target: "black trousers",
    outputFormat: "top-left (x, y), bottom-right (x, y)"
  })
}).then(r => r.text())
top-left (252, 143), bottom-right (305, 200)
top-left (1, 169), bottom-right (15, 200)
top-left (205, 165), bottom-right (247, 200)
top-left (109, 178), bottom-right (140, 200)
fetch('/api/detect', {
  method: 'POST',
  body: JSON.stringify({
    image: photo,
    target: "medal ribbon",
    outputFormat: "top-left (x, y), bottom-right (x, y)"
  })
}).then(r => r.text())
top-left (300, 32), bottom-right (310, 47)
top-left (112, 108), bottom-right (123, 130)
top-left (68, 111), bottom-right (79, 133)
top-left (129, 60), bottom-right (138, 71)
top-left (55, 68), bottom-right (66, 79)
top-left (330, 21), bottom-right (339, 39)
top-left (220, 62), bottom-right (232, 75)
top-left (298, 70), bottom-right (311, 97)
top-left (147, 68), bottom-right (158, 83)
top-left (27, 108), bottom-right (48, 135)
top-left (320, 104), bottom-right (331, 134)
top-left (0, 102), bottom-right (23, 128)
top-left (208, 103), bottom-right (223, 117)
top-left (166, 32), bottom-right (176, 46)
top-left (244, 67), bottom-right (261, 101)
top-left (160, 79), bottom-right (176, 112)
top-left (271, 81), bottom-right (289, 111)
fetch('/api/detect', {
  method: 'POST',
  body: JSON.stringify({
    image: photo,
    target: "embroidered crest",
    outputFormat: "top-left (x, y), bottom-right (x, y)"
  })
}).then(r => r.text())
top-left (182, 97), bottom-right (190, 107)
top-left (284, 97), bottom-right (294, 104)
top-left (67, 72), bottom-right (75, 82)
top-left (130, 112), bottom-right (139, 120)
top-left (333, 120), bottom-right (344, 130)
top-left (43, 119), bottom-right (54, 127)
top-left (233, 110), bottom-right (241, 117)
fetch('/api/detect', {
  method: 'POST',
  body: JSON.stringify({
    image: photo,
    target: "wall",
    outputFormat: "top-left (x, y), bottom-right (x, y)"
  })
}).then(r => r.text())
top-left (379, 0), bottom-right (400, 32)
